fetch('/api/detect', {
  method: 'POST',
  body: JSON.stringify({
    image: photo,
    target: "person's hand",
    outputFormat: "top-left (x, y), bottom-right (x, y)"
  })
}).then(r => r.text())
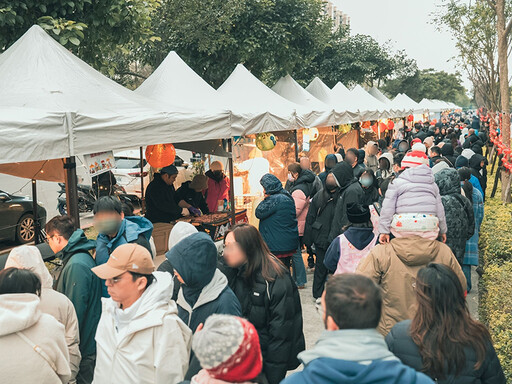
top-left (189, 207), bottom-right (202, 216)
top-left (439, 233), bottom-right (447, 243)
top-left (195, 323), bottom-right (204, 333)
top-left (379, 234), bottom-right (390, 244)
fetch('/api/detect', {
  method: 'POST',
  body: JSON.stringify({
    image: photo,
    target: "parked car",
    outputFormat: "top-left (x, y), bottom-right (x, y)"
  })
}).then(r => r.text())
top-left (0, 190), bottom-right (46, 244)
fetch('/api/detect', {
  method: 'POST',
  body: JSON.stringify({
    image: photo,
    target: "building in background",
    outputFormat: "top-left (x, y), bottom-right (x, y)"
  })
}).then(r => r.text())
top-left (323, 0), bottom-right (350, 31)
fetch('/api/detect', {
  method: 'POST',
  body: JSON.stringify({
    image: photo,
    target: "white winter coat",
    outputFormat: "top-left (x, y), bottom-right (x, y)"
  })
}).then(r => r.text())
top-left (6, 245), bottom-right (81, 381)
top-left (93, 271), bottom-right (192, 384)
top-left (0, 293), bottom-right (71, 384)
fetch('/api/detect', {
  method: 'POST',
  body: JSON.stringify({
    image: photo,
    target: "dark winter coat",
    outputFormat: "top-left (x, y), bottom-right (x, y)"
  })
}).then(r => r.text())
top-left (167, 232), bottom-right (241, 379)
top-left (352, 162), bottom-right (366, 178)
top-left (175, 180), bottom-right (209, 214)
top-left (328, 162), bottom-right (365, 243)
top-left (145, 173), bottom-right (182, 223)
top-left (303, 188), bottom-right (340, 251)
top-left (469, 154), bottom-right (487, 200)
top-left (441, 144), bottom-right (457, 167)
top-left (434, 168), bottom-right (475, 265)
top-left (386, 320), bottom-right (506, 384)
top-left (55, 229), bottom-right (101, 358)
top-left (318, 154), bottom-right (338, 185)
top-left (288, 169), bottom-right (316, 199)
top-left (220, 261), bottom-right (305, 384)
top-left (256, 174), bottom-right (299, 255)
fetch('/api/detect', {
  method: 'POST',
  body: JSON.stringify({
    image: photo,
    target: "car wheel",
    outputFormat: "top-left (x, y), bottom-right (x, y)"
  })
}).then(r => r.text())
top-left (16, 214), bottom-right (35, 244)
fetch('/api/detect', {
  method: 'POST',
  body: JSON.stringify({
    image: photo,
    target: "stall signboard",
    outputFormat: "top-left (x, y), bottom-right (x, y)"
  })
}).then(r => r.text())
top-left (84, 151), bottom-right (116, 176)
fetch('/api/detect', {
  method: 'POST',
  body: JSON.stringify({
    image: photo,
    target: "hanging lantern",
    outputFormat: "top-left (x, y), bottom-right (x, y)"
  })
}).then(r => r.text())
top-left (432, 119), bottom-right (437, 125)
top-left (307, 128), bottom-right (320, 141)
top-left (361, 121), bottom-right (371, 129)
top-left (339, 124), bottom-right (352, 134)
top-left (145, 143), bottom-right (176, 168)
top-left (387, 120), bottom-right (395, 130)
top-left (255, 133), bottom-right (277, 151)
top-left (407, 114), bottom-right (414, 122)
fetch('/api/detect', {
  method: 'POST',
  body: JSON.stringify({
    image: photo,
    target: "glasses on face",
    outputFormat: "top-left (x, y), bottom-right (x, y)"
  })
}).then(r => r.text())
top-left (45, 234), bottom-right (61, 244)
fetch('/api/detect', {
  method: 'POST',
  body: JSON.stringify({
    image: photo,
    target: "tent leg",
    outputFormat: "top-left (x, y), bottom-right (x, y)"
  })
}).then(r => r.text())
top-left (294, 130), bottom-right (299, 162)
top-left (32, 179), bottom-right (40, 244)
top-left (64, 157), bottom-right (80, 229)
top-left (140, 146), bottom-right (145, 214)
top-left (228, 139), bottom-right (236, 226)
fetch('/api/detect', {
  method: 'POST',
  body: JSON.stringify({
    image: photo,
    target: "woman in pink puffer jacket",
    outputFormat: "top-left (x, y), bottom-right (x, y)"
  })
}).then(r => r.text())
top-left (378, 151), bottom-right (447, 243)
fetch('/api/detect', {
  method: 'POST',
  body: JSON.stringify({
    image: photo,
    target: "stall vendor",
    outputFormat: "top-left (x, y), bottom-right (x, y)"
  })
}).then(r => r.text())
top-left (206, 161), bottom-right (230, 212)
top-left (145, 165), bottom-right (183, 223)
top-left (176, 174), bottom-right (209, 216)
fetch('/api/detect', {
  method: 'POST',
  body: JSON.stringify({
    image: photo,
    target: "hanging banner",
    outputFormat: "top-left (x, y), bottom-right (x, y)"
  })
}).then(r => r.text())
top-left (84, 151), bottom-right (116, 176)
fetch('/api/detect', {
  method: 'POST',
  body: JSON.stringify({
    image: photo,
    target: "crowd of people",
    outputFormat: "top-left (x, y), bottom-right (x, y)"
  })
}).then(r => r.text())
top-left (0, 111), bottom-right (507, 384)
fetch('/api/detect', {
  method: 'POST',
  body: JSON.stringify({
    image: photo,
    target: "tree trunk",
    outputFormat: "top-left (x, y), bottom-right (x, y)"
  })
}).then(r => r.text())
top-left (497, 0), bottom-right (511, 202)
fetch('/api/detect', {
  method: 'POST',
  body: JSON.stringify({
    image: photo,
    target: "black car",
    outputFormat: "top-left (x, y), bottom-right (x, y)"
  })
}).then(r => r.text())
top-left (0, 190), bottom-right (46, 244)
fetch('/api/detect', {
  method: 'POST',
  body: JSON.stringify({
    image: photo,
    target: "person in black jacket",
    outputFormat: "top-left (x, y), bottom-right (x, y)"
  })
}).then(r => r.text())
top-left (386, 263), bottom-right (505, 384)
top-left (167, 232), bottom-right (242, 379)
top-left (327, 161), bottom-right (365, 244)
top-left (144, 165), bottom-right (183, 223)
top-left (175, 174), bottom-right (209, 216)
top-left (221, 224), bottom-right (305, 384)
top-left (303, 169), bottom-right (341, 300)
top-left (255, 174), bottom-right (299, 269)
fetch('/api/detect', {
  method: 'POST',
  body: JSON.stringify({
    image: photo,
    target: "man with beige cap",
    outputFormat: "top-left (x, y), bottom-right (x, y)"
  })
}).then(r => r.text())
top-left (91, 243), bottom-right (191, 384)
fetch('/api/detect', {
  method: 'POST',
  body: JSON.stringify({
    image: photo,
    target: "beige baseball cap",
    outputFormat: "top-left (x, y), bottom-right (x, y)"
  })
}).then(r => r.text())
top-left (92, 243), bottom-right (155, 279)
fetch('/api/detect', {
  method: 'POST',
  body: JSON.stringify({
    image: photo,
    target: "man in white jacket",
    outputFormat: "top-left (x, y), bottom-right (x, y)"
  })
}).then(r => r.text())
top-left (91, 243), bottom-right (192, 384)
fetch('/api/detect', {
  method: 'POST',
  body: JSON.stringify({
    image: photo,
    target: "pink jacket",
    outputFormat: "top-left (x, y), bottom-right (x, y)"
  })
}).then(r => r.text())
top-left (291, 189), bottom-right (310, 236)
top-left (206, 173), bottom-right (230, 212)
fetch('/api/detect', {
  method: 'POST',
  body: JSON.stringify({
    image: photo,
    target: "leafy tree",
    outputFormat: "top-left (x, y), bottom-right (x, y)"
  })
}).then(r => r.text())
top-left (0, 0), bottom-right (161, 77)
top-left (143, 0), bottom-right (332, 88)
top-left (382, 68), bottom-right (471, 107)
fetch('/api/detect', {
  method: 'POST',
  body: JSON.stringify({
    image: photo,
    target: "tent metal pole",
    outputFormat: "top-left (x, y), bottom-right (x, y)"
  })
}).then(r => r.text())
top-left (140, 146), bottom-right (145, 214)
top-left (64, 157), bottom-right (80, 229)
top-left (228, 139), bottom-right (236, 226)
top-left (294, 130), bottom-right (299, 162)
top-left (32, 179), bottom-right (40, 244)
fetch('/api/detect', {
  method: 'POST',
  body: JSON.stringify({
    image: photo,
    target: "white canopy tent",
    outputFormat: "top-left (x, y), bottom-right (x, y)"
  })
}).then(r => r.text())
top-left (0, 25), bottom-right (231, 164)
top-left (368, 87), bottom-right (392, 104)
top-left (331, 82), bottom-right (381, 121)
top-left (217, 64), bottom-right (304, 135)
top-left (351, 85), bottom-right (404, 118)
top-left (272, 74), bottom-right (341, 127)
top-left (389, 93), bottom-right (425, 115)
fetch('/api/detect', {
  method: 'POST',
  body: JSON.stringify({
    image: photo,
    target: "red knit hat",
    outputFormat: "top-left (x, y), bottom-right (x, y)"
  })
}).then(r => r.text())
top-left (411, 138), bottom-right (422, 145)
top-left (401, 151), bottom-right (429, 169)
top-left (192, 315), bottom-right (262, 382)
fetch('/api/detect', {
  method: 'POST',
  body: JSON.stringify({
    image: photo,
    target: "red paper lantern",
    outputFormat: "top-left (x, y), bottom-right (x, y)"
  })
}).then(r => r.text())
top-left (379, 122), bottom-right (387, 133)
top-left (387, 120), bottom-right (395, 130)
top-left (407, 114), bottom-right (414, 122)
top-left (145, 143), bottom-right (176, 168)
top-left (432, 119), bottom-right (437, 125)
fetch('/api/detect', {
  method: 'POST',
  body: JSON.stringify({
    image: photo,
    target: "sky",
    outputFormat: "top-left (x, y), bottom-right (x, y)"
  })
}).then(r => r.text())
top-left (337, 0), bottom-right (472, 91)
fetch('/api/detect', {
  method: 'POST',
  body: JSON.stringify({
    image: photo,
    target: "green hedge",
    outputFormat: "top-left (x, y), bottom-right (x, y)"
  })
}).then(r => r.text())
top-left (479, 177), bottom-right (512, 380)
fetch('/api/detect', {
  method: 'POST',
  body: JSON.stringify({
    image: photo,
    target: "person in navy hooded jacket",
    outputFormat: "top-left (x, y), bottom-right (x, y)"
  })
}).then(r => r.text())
top-left (281, 274), bottom-right (434, 384)
top-left (94, 196), bottom-right (153, 297)
top-left (255, 174), bottom-right (299, 269)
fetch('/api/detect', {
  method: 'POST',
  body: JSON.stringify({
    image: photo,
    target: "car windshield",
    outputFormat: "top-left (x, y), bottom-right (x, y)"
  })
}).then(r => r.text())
top-left (115, 158), bottom-right (147, 169)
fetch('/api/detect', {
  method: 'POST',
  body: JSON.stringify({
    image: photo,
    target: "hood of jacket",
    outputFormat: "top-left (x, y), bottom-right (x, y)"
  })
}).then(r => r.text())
top-left (357, 149), bottom-right (366, 164)
top-left (103, 271), bottom-right (177, 335)
top-left (166, 232), bottom-right (217, 306)
top-left (455, 155), bottom-right (469, 169)
top-left (97, 216), bottom-right (153, 248)
top-left (61, 229), bottom-right (96, 263)
top-left (330, 161), bottom-right (355, 190)
top-left (469, 154), bottom-right (485, 171)
top-left (5, 245), bottom-right (53, 289)
top-left (398, 164), bottom-right (434, 184)
top-left (0, 293), bottom-right (41, 336)
top-left (434, 168), bottom-right (460, 196)
top-left (441, 143), bottom-right (454, 156)
top-left (299, 329), bottom-right (398, 365)
top-left (260, 173), bottom-right (283, 195)
top-left (291, 358), bottom-right (426, 384)
top-left (344, 227), bottom-right (376, 251)
top-left (324, 154), bottom-right (338, 173)
top-left (206, 169), bottom-right (226, 183)
top-left (295, 169), bottom-right (316, 185)
top-left (378, 153), bottom-right (393, 171)
top-left (389, 237), bottom-right (443, 266)
top-left (177, 269), bottom-right (228, 316)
